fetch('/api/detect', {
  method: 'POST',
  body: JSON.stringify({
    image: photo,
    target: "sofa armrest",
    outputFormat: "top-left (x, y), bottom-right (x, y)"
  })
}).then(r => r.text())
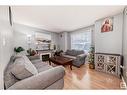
top-left (76, 54), bottom-right (87, 63)
top-left (28, 55), bottom-right (40, 60)
top-left (77, 54), bottom-right (87, 58)
top-left (8, 66), bottom-right (65, 90)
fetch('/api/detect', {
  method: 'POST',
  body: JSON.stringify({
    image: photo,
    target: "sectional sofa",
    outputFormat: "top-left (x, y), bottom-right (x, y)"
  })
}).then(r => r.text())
top-left (4, 53), bottom-right (65, 90)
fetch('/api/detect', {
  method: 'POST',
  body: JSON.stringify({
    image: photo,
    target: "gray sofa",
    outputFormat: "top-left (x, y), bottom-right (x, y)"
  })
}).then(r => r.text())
top-left (4, 54), bottom-right (65, 90)
top-left (62, 50), bottom-right (87, 67)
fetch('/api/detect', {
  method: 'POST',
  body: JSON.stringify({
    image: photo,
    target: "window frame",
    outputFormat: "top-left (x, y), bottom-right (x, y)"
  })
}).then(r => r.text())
top-left (70, 29), bottom-right (92, 53)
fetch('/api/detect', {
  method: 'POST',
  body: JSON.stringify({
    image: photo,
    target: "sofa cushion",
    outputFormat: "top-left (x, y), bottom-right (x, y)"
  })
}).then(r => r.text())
top-left (31, 59), bottom-right (42, 65)
top-left (66, 49), bottom-right (84, 56)
top-left (33, 61), bottom-right (52, 73)
top-left (14, 56), bottom-right (38, 75)
top-left (11, 63), bottom-right (33, 80)
top-left (37, 65), bottom-right (53, 73)
top-left (66, 50), bottom-right (72, 55)
top-left (33, 60), bottom-right (48, 69)
top-left (76, 50), bottom-right (84, 55)
top-left (4, 59), bottom-right (19, 89)
top-left (28, 55), bottom-right (40, 60)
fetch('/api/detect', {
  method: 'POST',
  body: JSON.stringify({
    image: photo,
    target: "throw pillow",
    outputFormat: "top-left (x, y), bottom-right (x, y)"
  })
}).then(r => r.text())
top-left (22, 56), bottom-right (38, 75)
top-left (14, 56), bottom-right (38, 75)
top-left (11, 63), bottom-right (33, 80)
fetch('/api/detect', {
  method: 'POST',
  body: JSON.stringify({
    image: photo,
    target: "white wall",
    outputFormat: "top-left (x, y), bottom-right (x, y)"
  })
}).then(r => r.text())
top-left (13, 23), bottom-right (38, 50)
top-left (0, 6), bottom-right (13, 89)
top-left (51, 32), bottom-right (59, 50)
top-left (95, 13), bottom-right (123, 54)
top-left (123, 7), bottom-right (127, 84)
top-left (13, 30), bottom-right (29, 50)
top-left (58, 32), bottom-right (68, 52)
top-left (67, 32), bottom-right (71, 49)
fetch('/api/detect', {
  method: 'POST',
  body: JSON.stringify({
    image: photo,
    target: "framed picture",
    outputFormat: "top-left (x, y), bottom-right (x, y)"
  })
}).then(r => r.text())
top-left (101, 18), bottom-right (113, 33)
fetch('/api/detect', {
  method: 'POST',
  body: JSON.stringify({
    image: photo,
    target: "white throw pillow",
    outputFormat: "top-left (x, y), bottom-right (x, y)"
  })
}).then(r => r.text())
top-left (14, 56), bottom-right (38, 75)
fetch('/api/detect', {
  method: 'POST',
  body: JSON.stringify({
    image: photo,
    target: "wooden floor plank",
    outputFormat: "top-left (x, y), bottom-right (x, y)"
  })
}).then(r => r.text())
top-left (63, 64), bottom-right (123, 89)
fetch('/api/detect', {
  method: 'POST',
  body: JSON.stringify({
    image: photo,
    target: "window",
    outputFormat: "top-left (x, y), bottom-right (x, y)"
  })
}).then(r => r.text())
top-left (71, 29), bottom-right (92, 53)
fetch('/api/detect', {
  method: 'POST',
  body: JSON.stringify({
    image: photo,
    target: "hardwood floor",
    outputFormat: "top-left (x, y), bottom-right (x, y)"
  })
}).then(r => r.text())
top-left (63, 64), bottom-right (123, 89)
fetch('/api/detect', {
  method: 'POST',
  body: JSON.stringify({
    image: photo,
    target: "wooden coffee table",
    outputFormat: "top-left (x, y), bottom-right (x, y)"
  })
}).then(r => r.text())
top-left (49, 56), bottom-right (73, 70)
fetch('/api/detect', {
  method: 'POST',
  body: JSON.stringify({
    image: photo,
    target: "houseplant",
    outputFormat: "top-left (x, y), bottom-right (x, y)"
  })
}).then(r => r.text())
top-left (88, 46), bottom-right (95, 69)
top-left (27, 48), bottom-right (36, 56)
top-left (14, 46), bottom-right (24, 53)
top-left (54, 50), bottom-right (63, 57)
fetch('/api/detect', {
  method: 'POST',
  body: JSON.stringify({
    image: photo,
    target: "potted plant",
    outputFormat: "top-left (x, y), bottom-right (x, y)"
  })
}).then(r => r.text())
top-left (14, 47), bottom-right (24, 53)
top-left (54, 50), bottom-right (63, 57)
top-left (88, 46), bottom-right (95, 69)
top-left (27, 48), bottom-right (36, 56)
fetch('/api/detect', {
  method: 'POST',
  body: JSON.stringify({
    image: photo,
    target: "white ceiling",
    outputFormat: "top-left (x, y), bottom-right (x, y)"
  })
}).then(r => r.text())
top-left (12, 6), bottom-right (125, 32)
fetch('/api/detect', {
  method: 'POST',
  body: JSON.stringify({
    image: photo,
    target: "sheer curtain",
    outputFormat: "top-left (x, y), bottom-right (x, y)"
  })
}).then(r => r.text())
top-left (70, 29), bottom-right (92, 53)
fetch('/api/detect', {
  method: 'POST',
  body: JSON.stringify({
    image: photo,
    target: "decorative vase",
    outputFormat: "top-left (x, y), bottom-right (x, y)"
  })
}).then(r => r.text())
top-left (89, 63), bottom-right (95, 69)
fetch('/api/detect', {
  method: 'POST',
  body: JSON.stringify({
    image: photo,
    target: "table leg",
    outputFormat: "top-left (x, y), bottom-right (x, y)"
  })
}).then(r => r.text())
top-left (70, 64), bottom-right (72, 70)
top-left (49, 60), bottom-right (51, 65)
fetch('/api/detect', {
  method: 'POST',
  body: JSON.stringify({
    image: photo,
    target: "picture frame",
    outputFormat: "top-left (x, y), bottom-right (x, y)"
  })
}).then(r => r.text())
top-left (101, 18), bottom-right (113, 33)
